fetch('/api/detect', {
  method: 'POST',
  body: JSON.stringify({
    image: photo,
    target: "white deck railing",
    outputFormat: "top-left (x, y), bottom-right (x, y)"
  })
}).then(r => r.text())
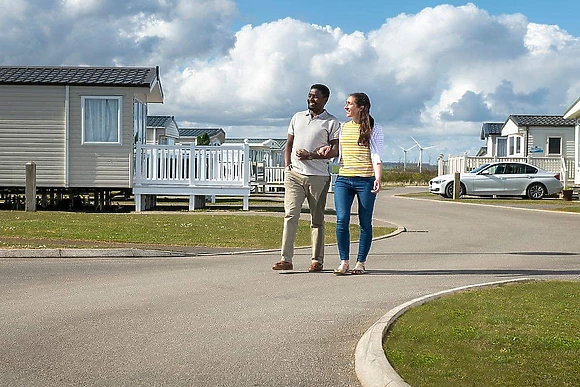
top-left (257, 166), bottom-right (337, 192)
top-left (133, 142), bottom-right (251, 211)
top-left (134, 144), bottom-right (191, 185)
top-left (133, 144), bottom-right (340, 209)
top-left (264, 166), bottom-right (285, 185)
top-left (135, 143), bottom-right (250, 186)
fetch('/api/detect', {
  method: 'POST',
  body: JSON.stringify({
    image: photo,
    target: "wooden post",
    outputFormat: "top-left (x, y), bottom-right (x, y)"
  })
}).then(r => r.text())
top-left (25, 162), bottom-right (37, 212)
top-left (453, 172), bottom-right (460, 200)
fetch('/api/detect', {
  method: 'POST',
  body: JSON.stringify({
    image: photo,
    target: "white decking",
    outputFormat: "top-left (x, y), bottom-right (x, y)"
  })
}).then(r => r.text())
top-left (133, 142), bottom-right (251, 211)
top-left (251, 166), bottom-right (285, 192)
top-left (253, 166), bottom-right (337, 192)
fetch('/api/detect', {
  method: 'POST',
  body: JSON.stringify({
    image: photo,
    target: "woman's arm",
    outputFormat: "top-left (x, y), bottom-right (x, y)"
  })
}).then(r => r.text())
top-left (369, 123), bottom-right (384, 165)
top-left (372, 162), bottom-right (382, 193)
top-left (370, 123), bottom-right (384, 193)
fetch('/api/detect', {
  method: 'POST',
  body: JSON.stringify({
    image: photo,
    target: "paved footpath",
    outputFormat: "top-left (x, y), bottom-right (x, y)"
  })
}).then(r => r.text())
top-left (1, 187), bottom-right (579, 386)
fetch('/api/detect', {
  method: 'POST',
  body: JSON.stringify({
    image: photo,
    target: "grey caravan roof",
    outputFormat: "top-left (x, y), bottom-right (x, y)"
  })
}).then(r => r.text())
top-left (0, 66), bottom-right (164, 102)
top-left (179, 128), bottom-right (225, 137)
top-left (147, 115), bottom-right (176, 128)
top-left (480, 122), bottom-right (503, 140)
top-left (507, 115), bottom-right (576, 127)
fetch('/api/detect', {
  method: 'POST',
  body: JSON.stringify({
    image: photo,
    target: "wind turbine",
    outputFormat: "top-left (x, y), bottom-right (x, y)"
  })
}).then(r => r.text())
top-left (410, 136), bottom-right (436, 173)
top-left (396, 143), bottom-right (417, 171)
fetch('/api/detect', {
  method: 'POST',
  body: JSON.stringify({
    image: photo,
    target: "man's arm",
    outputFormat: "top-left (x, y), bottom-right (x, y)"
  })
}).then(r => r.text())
top-left (285, 134), bottom-right (294, 168)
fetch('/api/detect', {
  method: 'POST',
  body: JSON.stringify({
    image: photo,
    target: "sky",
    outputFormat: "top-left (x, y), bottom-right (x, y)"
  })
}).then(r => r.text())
top-left (2, 0), bottom-right (580, 164)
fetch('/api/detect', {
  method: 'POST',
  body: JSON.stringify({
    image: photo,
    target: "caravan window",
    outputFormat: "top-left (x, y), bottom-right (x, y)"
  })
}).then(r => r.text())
top-left (547, 137), bottom-right (562, 156)
top-left (507, 135), bottom-right (523, 156)
top-left (81, 96), bottom-right (122, 144)
top-left (133, 99), bottom-right (147, 145)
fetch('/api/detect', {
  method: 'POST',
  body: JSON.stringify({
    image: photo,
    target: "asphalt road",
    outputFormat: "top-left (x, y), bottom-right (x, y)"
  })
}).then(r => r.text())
top-left (1, 187), bottom-right (579, 386)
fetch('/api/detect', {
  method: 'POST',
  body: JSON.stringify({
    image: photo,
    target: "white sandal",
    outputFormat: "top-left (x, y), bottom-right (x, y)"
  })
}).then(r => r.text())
top-left (352, 262), bottom-right (366, 275)
top-left (333, 260), bottom-right (350, 276)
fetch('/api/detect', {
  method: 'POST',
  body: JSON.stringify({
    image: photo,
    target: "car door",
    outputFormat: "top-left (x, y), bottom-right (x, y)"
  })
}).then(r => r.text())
top-left (470, 164), bottom-right (506, 195)
top-left (502, 163), bottom-right (534, 195)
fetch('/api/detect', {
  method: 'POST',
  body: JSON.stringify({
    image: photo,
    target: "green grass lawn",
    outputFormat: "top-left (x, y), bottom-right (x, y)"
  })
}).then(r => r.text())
top-left (384, 280), bottom-right (580, 386)
top-left (0, 211), bottom-right (396, 249)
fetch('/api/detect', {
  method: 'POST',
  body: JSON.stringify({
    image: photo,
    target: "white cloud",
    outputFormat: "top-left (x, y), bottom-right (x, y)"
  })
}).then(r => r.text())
top-left (0, 0), bottom-right (28, 20)
top-left (2, 2), bottom-right (580, 161)
top-left (61, 0), bottom-right (99, 15)
top-left (0, 0), bottom-right (237, 66)
top-left (524, 23), bottom-right (578, 55)
top-left (440, 90), bottom-right (494, 122)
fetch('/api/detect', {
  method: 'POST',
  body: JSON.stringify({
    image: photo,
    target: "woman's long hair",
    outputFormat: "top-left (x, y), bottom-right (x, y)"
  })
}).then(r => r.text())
top-left (351, 92), bottom-right (374, 147)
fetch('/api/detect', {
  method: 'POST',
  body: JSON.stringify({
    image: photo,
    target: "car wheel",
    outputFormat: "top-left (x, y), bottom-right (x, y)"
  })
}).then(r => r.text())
top-left (444, 182), bottom-right (464, 198)
top-left (526, 183), bottom-right (546, 200)
top-left (444, 183), bottom-right (453, 198)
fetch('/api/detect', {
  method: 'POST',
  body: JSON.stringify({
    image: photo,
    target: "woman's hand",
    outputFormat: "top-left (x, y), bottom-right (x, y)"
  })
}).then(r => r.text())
top-left (371, 179), bottom-right (382, 194)
top-left (316, 145), bottom-right (332, 156)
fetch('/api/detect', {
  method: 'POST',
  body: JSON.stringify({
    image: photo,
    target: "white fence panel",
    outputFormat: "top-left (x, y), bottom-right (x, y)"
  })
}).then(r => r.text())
top-left (264, 167), bottom-right (285, 185)
top-left (191, 144), bottom-right (249, 186)
top-left (134, 143), bottom-right (250, 188)
top-left (134, 144), bottom-right (190, 185)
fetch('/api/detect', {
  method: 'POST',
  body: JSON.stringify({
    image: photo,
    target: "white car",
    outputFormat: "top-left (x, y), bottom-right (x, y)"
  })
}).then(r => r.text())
top-left (429, 162), bottom-right (563, 199)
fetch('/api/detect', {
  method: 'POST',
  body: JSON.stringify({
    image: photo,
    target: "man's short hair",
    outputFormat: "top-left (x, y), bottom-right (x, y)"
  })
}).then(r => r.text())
top-left (310, 83), bottom-right (330, 99)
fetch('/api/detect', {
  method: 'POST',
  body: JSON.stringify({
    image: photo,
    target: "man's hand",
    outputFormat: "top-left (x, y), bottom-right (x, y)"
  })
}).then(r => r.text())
top-left (296, 148), bottom-right (311, 160)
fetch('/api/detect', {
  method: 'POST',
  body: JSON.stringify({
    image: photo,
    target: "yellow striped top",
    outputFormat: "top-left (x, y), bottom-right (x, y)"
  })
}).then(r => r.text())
top-left (339, 121), bottom-right (374, 177)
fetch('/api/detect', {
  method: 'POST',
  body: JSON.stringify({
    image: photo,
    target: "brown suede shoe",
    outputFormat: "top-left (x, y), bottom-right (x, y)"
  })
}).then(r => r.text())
top-left (272, 260), bottom-right (293, 270)
top-left (307, 261), bottom-right (323, 272)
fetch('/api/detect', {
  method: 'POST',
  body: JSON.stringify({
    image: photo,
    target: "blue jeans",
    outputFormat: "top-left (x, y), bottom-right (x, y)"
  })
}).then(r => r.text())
top-left (334, 176), bottom-right (377, 263)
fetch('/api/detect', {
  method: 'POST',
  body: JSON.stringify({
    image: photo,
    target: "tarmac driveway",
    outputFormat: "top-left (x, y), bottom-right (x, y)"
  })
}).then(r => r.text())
top-left (1, 187), bottom-right (579, 386)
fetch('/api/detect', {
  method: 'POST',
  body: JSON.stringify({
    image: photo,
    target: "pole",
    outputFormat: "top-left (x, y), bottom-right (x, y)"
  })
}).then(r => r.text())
top-left (25, 162), bottom-right (37, 212)
top-left (453, 172), bottom-right (460, 200)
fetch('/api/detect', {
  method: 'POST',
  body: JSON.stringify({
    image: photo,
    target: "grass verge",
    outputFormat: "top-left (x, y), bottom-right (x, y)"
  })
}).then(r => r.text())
top-left (0, 211), bottom-right (396, 249)
top-left (384, 280), bottom-right (580, 386)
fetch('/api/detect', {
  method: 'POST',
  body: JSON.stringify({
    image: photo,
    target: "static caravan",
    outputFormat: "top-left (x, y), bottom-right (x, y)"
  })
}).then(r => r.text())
top-left (177, 128), bottom-right (226, 146)
top-left (479, 122), bottom-right (505, 157)
top-left (563, 98), bottom-right (580, 184)
top-left (0, 66), bottom-right (163, 207)
top-left (501, 115), bottom-right (575, 159)
top-left (147, 115), bottom-right (179, 145)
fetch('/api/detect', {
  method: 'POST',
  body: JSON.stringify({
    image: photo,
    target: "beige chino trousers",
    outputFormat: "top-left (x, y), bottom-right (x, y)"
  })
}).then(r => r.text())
top-left (280, 170), bottom-right (331, 264)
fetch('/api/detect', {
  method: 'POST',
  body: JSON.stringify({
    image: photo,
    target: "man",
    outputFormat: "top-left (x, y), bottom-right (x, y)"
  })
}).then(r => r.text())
top-left (272, 84), bottom-right (340, 272)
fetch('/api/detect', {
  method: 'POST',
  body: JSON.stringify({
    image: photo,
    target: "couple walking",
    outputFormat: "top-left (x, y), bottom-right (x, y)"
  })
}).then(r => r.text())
top-left (272, 84), bottom-right (384, 275)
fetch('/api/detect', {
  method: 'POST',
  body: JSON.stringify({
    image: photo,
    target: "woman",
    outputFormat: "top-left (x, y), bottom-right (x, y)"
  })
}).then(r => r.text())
top-left (331, 92), bottom-right (383, 275)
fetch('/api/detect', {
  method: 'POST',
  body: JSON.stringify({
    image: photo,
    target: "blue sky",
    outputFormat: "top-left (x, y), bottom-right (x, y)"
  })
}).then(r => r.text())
top-left (1, 1), bottom-right (580, 163)
top-left (235, 1), bottom-right (579, 36)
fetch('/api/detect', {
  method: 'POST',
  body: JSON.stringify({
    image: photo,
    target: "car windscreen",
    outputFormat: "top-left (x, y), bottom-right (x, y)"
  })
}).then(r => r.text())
top-left (470, 164), bottom-right (490, 173)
